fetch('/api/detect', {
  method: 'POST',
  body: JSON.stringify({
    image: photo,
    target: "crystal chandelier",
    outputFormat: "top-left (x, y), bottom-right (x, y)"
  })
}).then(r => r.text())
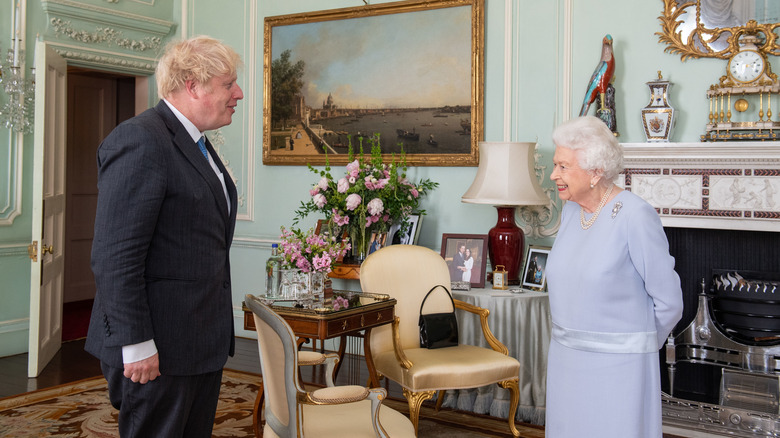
top-left (0, 2), bottom-right (35, 134)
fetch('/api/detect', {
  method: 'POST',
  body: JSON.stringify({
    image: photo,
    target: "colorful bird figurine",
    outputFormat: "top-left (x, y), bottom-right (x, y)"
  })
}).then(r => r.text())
top-left (579, 34), bottom-right (615, 117)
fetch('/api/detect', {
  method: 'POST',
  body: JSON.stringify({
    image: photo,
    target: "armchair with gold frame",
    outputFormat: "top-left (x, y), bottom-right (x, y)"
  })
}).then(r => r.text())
top-left (359, 245), bottom-right (521, 437)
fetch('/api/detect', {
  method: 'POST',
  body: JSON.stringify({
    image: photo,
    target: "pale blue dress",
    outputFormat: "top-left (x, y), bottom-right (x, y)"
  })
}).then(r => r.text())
top-left (545, 190), bottom-right (683, 437)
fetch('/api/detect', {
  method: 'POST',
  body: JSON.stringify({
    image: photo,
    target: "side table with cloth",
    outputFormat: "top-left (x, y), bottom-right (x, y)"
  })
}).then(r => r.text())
top-left (449, 289), bottom-right (551, 425)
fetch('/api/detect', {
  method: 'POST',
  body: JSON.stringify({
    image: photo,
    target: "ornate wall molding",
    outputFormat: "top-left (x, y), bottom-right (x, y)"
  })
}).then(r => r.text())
top-left (42, 0), bottom-right (174, 35)
top-left (50, 18), bottom-right (161, 52)
top-left (622, 142), bottom-right (780, 232)
top-left (47, 41), bottom-right (158, 75)
top-left (41, 0), bottom-right (176, 75)
top-left (0, 133), bottom-right (23, 225)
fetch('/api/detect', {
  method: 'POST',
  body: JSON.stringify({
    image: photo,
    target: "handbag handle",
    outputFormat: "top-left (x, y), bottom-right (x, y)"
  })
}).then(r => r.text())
top-left (419, 284), bottom-right (456, 315)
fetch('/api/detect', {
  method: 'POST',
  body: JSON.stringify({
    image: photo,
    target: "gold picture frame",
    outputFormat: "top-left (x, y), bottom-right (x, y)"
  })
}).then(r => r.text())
top-left (262, 0), bottom-right (484, 167)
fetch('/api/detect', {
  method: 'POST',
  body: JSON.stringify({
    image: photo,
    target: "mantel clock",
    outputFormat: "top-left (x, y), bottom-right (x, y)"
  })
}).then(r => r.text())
top-left (704, 35), bottom-right (780, 141)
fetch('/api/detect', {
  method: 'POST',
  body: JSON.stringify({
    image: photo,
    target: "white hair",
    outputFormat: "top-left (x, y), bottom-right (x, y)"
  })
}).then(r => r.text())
top-left (551, 116), bottom-right (623, 180)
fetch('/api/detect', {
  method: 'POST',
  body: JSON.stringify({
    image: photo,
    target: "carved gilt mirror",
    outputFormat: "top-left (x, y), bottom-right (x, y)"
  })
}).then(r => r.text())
top-left (658, 0), bottom-right (780, 60)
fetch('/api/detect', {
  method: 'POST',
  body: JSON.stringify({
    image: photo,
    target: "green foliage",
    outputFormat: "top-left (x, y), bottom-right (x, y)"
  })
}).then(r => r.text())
top-left (293, 133), bottom-right (438, 246)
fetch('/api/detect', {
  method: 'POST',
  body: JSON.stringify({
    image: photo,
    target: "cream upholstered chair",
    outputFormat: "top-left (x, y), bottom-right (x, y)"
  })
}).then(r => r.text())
top-left (360, 245), bottom-right (521, 437)
top-left (245, 294), bottom-right (415, 438)
top-left (251, 348), bottom-right (339, 436)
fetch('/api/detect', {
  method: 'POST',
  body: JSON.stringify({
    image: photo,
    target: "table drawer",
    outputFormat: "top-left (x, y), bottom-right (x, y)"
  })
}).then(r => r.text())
top-left (326, 308), bottom-right (394, 336)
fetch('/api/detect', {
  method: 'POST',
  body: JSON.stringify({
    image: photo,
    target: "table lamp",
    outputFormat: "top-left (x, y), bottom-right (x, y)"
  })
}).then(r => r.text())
top-left (462, 142), bottom-right (548, 285)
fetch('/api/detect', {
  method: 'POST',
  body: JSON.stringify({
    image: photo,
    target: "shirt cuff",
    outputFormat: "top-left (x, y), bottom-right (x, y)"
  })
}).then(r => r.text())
top-left (121, 339), bottom-right (158, 364)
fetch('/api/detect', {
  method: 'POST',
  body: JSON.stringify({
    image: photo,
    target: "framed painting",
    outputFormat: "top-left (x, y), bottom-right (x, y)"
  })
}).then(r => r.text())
top-left (522, 246), bottom-right (551, 291)
top-left (387, 214), bottom-right (422, 246)
top-left (262, 0), bottom-right (485, 167)
top-left (440, 234), bottom-right (487, 289)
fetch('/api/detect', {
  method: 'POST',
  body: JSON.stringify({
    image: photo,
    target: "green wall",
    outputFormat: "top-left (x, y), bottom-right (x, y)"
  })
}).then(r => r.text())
top-left (2, 0), bottom-right (777, 354)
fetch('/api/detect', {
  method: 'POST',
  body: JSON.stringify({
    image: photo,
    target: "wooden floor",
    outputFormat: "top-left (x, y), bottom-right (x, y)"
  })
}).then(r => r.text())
top-left (0, 336), bottom-right (401, 400)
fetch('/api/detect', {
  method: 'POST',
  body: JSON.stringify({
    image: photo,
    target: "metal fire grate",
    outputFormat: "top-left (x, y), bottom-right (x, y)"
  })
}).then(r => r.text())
top-left (721, 369), bottom-right (780, 416)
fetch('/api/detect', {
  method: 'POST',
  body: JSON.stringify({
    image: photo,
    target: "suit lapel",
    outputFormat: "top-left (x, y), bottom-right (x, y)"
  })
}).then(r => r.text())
top-left (204, 137), bottom-right (238, 243)
top-left (154, 102), bottom-right (233, 228)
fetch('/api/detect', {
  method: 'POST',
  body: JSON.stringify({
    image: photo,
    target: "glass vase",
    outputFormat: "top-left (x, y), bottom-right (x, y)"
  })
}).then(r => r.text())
top-left (307, 270), bottom-right (325, 302)
top-left (348, 226), bottom-right (368, 263)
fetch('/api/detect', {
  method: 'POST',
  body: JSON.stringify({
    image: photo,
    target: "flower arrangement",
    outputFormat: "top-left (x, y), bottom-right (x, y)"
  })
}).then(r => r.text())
top-left (278, 226), bottom-right (350, 273)
top-left (294, 133), bottom-right (438, 260)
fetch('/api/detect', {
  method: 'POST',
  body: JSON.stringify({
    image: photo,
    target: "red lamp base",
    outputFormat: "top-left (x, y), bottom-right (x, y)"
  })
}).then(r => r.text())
top-left (487, 206), bottom-right (524, 285)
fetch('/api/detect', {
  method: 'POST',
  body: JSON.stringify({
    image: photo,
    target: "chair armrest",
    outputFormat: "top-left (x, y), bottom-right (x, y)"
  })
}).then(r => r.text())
top-left (454, 299), bottom-right (509, 355)
top-left (298, 351), bottom-right (339, 387)
top-left (391, 316), bottom-right (414, 369)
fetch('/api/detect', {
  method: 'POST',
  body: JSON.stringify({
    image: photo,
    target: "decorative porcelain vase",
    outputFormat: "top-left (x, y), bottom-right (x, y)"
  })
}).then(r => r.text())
top-left (641, 71), bottom-right (675, 142)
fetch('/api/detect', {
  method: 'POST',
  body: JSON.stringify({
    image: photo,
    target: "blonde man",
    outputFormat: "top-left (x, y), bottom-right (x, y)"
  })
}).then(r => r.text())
top-left (86, 36), bottom-right (243, 438)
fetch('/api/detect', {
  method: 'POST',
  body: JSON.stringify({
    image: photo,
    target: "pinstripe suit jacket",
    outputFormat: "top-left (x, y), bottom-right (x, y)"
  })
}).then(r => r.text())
top-left (86, 100), bottom-right (238, 375)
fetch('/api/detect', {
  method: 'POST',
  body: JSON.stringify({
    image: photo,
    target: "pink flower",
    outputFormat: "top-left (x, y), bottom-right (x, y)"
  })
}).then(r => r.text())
top-left (333, 212), bottom-right (350, 226)
top-left (411, 188), bottom-right (419, 198)
top-left (345, 193), bottom-right (362, 210)
top-left (332, 296), bottom-right (349, 311)
top-left (318, 177), bottom-right (329, 191)
top-left (367, 198), bottom-right (384, 216)
top-left (346, 160), bottom-right (360, 178)
top-left (309, 186), bottom-right (319, 196)
top-left (313, 193), bottom-right (326, 208)
top-left (313, 253), bottom-right (333, 271)
top-left (337, 177), bottom-right (350, 193)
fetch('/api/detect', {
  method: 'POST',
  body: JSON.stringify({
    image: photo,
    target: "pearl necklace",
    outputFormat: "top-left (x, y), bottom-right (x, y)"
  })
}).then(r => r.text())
top-left (580, 184), bottom-right (614, 230)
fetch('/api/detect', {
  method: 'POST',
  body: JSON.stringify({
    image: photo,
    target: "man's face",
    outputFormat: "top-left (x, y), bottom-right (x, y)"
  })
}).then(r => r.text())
top-left (193, 73), bottom-right (243, 131)
top-left (459, 245), bottom-right (465, 254)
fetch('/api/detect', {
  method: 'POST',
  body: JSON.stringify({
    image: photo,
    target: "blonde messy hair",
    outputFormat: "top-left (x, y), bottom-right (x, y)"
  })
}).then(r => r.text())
top-left (155, 36), bottom-right (243, 98)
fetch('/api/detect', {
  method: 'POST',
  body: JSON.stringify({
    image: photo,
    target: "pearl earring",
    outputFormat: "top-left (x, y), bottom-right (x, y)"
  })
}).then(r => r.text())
top-left (590, 183), bottom-right (595, 189)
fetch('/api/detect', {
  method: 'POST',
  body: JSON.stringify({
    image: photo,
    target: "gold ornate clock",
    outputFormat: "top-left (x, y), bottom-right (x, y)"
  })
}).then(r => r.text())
top-left (703, 35), bottom-right (780, 141)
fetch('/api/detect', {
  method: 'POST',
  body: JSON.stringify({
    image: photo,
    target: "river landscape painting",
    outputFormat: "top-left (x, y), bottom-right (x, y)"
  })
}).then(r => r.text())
top-left (262, 0), bottom-right (484, 166)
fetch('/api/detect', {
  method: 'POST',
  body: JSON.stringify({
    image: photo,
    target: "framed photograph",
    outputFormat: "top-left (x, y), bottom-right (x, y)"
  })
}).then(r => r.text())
top-left (522, 246), bottom-right (551, 291)
top-left (262, 0), bottom-right (485, 167)
top-left (440, 234), bottom-right (488, 289)
top-left (387, 214), bottom-right (422, 246)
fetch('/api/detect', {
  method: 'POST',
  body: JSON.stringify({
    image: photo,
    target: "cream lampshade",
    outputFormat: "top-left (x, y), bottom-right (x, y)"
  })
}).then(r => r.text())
top-left (462, 142), bottom-right (548, 285)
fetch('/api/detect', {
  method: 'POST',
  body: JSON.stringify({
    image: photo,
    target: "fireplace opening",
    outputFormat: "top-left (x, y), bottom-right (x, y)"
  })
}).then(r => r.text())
top-left (661, 227), bottom-right (780, 404)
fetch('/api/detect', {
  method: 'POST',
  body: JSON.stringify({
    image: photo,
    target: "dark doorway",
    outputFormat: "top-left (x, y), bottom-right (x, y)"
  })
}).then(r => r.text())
top-left (63, 69), bottom-right (136, 340)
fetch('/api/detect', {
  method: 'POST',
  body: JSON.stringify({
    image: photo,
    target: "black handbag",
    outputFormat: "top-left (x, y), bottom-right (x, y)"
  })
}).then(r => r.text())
top-left (418, 284), bottom-right (459, 349)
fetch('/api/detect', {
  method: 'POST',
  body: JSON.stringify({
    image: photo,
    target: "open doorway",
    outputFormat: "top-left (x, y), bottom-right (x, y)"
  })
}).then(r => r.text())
top-left (62, 69), bottom-right (138, 341)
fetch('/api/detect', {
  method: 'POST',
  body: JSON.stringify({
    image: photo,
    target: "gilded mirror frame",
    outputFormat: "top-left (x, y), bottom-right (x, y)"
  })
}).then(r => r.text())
top-left (657, 0), bottom-right (780, 61)
top-left (262, 0), bottom-right (484, 167)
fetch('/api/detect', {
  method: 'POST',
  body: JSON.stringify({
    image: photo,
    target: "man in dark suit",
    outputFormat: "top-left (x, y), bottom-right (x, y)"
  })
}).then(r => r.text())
top-left (450, 243), bottom-right (466, 280)
top-left (85, 36), bottom-right (242, 438)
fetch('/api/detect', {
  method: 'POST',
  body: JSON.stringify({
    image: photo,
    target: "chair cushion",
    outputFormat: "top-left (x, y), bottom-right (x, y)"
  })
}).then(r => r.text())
top-left (263, 399), bottom-right (415, 437)
top-left (374, 344), bottom-right (520, 391)
top-left (298, 351), bottom-right (325, 366)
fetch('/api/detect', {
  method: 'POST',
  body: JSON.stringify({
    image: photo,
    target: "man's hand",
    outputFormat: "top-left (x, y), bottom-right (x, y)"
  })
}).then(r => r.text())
top-left (124, 353), bottom-right (161, 384)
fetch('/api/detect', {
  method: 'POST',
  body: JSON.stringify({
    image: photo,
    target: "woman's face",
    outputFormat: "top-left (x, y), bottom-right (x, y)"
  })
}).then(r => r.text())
top-left (465, 248), bottom-right (471, 258)
top-left (550, 146), bottom-right (594, 205)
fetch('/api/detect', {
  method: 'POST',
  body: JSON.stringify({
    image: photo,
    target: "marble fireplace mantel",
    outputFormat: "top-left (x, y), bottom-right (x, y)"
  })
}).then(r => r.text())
top-left (620, 142), bottom-right (780, 233)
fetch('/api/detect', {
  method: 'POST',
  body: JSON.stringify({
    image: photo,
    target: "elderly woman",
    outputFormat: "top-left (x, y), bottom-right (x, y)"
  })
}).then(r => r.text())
top-left (544, 116), bottom-right (683, 437)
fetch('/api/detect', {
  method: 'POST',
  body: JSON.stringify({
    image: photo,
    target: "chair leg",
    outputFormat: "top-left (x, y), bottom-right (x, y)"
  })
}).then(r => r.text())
top-left (403, 388), bottom-right (435, 436)
top-left (434, 390), bottom-right (445, 411)
top-left (253, 382), bottom-right (265, 437)
top-left (499, 379), bottom-right (521, 437)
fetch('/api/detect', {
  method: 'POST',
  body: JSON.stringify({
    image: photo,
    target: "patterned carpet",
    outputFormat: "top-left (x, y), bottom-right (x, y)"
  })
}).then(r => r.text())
top-left (0, 369), bottom-right (543, 437)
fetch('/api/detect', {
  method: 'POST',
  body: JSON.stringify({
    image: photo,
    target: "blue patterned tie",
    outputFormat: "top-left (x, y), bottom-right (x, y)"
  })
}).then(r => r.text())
top-left (197, 136), bottom-right (209, 160)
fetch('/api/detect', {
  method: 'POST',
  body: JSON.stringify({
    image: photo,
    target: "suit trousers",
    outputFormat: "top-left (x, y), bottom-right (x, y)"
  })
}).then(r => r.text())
top-left (101, 362), bottom-right (223, 438)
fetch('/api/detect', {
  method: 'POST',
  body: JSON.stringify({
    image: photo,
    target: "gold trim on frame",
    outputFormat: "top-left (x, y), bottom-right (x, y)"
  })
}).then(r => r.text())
top-left (262, 0), bottom-right (484, 167)
top-left (657, 0), bottom-right (780, 61)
